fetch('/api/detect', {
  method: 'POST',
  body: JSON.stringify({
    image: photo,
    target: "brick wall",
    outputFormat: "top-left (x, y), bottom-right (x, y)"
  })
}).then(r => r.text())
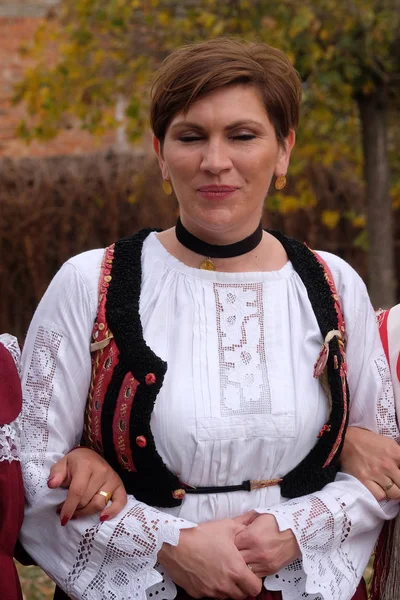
top-left (0, 4), bottom-right (116, 157)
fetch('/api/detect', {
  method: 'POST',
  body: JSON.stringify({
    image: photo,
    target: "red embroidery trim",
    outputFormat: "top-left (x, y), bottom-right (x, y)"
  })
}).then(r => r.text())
top-left (311, 250), bottom-right (348, 468)
top-left (377, 308), bottom-right (390, 367)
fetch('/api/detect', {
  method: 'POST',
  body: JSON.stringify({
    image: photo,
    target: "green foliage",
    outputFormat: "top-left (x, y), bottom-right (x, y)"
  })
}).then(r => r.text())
top-left (13, 0), bottom-right (400, 223)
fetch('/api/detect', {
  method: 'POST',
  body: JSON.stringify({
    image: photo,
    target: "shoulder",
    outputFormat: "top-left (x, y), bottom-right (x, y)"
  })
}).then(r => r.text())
top-left (314, 250), bottom-right (367, 298)
top-left (314, 251), bottom-right (377, 343)
top-left (66, 248), bottom-right (104, 286)
top-left (27, 249), bottom-right (106, 337)
top-left (50, 248), bottom-right (105, 308)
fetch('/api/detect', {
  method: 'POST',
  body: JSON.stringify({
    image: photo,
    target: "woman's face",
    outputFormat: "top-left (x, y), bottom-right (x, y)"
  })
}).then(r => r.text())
top-left (154, 85), bottom-right (295, 241)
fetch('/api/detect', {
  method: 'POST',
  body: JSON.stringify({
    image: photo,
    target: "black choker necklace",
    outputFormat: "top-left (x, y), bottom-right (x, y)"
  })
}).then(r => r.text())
top-left (175, 217), bottom-right (263, 271)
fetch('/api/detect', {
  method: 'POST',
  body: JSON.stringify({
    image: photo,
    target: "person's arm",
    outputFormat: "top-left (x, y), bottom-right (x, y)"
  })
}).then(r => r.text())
top-left (19, 260), bottom-right (196, 599)
top-left (341, 426), bottom-right (400, 500)
top-left (19, 258), bottom-right (261, 600)
top-left (235, 263), bottom-right (400, 599)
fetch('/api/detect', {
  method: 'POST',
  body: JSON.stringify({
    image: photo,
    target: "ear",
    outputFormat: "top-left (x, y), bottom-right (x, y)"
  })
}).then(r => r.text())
top-left (153, 136), bottom-right (170, 180)
top-left (275, 129), bottom-right (296, 177)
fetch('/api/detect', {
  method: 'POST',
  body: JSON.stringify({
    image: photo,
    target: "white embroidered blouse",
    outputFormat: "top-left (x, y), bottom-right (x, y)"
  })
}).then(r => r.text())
top-left (0, 333), bottom-right (22, 464)
top-left (19, 232), bottom-right (399, 600)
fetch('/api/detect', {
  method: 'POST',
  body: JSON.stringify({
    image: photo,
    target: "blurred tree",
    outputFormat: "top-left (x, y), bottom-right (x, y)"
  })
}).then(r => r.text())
top-left (13, 0), bottom-right (400, 305)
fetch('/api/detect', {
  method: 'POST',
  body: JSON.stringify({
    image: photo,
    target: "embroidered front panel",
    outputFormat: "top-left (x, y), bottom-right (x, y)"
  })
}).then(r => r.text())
top-left (375, 353), bottom-right (400, 439)
top-left (213, 283), bottom-right (271, 416)
top-left (21, 326), bottom-right (62, 500)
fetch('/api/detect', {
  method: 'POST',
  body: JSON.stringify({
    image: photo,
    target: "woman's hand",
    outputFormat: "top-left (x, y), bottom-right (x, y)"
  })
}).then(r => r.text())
top-left (47, 447), bottom-right (128, 525)
top-left (158, 518), bottom-right (262, 600)
top-left (234, 512), bottom-right (300, 577)
top-left (341, 426), bottom-right (400, 501)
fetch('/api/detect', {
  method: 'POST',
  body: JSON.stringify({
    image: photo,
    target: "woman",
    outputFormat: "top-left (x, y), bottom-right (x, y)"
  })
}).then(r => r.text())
top-left (341, 303), bottom-right (400, 600)
top-left (19, 38), bottom-right (399, 600)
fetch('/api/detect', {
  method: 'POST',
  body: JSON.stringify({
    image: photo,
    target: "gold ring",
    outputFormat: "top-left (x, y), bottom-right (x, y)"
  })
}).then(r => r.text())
top-left (246, 563), bottom-right (253, 572)
top-left (97, 490), bottom-right (112, 503)
top-left (384, 480), bottom-right (394, 493)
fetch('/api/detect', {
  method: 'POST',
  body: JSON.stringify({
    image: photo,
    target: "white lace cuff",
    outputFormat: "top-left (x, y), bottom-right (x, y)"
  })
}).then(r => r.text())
top-left (64, 502), bottom-right (196, 600)
top-left (0, 334), bottom-right (21, 463)
top-left (256, 475), bottom-right (393, 600)
top-left (0, 419), bottom-right (22, 463)
top-left (0, 334), bottom-right (21, 376)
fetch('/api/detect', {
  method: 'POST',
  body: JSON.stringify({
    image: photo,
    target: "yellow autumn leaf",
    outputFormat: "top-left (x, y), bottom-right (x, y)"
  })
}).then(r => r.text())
top-left (280, 195), bottom-right (302, 214)
top-left (321, 210), bottom-right (340, 229)
top-left (158, 12), bottom-right (170, 26)
top-left (351, 215), bottom-right (366, 228)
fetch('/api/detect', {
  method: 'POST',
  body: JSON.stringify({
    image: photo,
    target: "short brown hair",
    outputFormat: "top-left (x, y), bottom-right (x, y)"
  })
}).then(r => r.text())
top-left (150, 38), bottom-right (302, 147)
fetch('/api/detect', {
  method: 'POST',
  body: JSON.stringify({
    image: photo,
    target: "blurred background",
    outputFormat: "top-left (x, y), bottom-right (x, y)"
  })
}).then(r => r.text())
top-left (1, 0), bottom-right (399, 597)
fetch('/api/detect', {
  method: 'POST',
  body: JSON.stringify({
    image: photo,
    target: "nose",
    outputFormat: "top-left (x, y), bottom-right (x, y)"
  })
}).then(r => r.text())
top-left (200, 139), bottom-right (232, 175)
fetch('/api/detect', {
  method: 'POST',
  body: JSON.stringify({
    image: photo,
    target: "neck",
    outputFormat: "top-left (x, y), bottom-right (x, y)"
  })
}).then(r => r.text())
top-left (175, 217), bottom-right (263, 264)
top-left (178, 214), bottom-right (263, 247)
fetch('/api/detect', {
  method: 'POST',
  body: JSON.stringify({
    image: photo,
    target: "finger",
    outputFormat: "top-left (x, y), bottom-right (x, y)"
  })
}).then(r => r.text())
top-left (239, 559), bottom-right (266, 579)
top-left (100, 484), bottom-right (127, 521)
top-left (223, 583), bottom-right (247, 600)
top-left (72, 471), bottom-right (111, 510)
top-left (48, 456), bottom-right (70, 489)
top-left (238, 548), bottom-right (253, 563)
top-left (385, 471), bottom-right (400, 490)
top-left (233, 510), bottom-right (258, 527)
top-left (384, 482), bottom-right (400, 501)
top-left (364, 481), bottom-right (388, 502)
top-left (236, 564), bottom-right (263, 597)
top-left (72, 492), bottom-right (110, 518)
top-left (73, 484), bottom-right (126, 520)
top-left (235, 532), bottom-right (249, 552)
top-left (367, 476), bottom-right (400, 501)
top-left (60, 466), bottom-right (94, 523)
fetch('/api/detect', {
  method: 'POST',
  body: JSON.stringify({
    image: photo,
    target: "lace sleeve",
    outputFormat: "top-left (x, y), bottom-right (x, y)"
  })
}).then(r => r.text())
top-left (19, 259), bottom-right (196, 599)
top-left (256, 276), bottom-right (400, 600)
top-left (63, 503), bottom-right (194, 599)
top-left (0, 334), bottom-right (21, 375)
top-left (0, 334), bottom-right (22, 463)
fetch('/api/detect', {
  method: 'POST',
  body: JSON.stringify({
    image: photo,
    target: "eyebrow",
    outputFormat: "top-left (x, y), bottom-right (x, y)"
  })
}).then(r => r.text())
top-left (170, 119), bottom-right (264, 131)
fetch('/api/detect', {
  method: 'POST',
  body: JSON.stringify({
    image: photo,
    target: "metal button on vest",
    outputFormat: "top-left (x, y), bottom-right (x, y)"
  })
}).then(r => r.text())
top-left (136, 435), bottom-right (147, 448)
top-left (145, 373), bottom-right (157, 385)
top-left (172, 489), bottom-right (186, 500)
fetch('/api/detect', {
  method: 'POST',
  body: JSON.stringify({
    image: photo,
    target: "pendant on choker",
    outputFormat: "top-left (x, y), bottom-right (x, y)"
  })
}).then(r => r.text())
top-left (199, 258), bottom-right (216, 271)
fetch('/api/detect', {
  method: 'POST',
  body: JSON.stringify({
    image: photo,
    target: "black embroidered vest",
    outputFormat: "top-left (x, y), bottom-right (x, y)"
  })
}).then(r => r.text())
top-left (82, 229), bottom-right (349, 507)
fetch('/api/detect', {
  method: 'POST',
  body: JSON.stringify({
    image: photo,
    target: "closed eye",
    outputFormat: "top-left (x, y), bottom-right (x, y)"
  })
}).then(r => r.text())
top-left (179, 134), bottom-right (257, 143)
top-left (179, 135), bottom-right (203, 143)
top-left (231, 134), bottom-right (257, 141)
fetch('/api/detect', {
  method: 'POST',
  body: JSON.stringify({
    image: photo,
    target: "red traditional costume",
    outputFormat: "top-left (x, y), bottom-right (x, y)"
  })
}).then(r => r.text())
top-left (0, 335), bottom-right (24, 600)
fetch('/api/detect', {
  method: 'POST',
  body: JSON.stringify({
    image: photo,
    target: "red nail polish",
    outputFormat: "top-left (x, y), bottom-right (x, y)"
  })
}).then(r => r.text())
top-left (61, 516), bottom-right (69, 526)
top-left (100, 514), bottom-right (109, 523)
top-left (47, 477), bottom-right (54, 487)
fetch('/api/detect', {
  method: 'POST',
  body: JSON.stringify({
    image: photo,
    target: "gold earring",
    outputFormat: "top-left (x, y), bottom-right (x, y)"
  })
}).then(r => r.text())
top-left (162, 180), bottom-right (173, 196)
top-left (275, 175), bottom-right (286, 190)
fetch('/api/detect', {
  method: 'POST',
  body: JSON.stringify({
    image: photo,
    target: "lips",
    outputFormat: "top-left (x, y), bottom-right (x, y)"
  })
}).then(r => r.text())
top-left (198, 185), bottom-right (238, 192)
